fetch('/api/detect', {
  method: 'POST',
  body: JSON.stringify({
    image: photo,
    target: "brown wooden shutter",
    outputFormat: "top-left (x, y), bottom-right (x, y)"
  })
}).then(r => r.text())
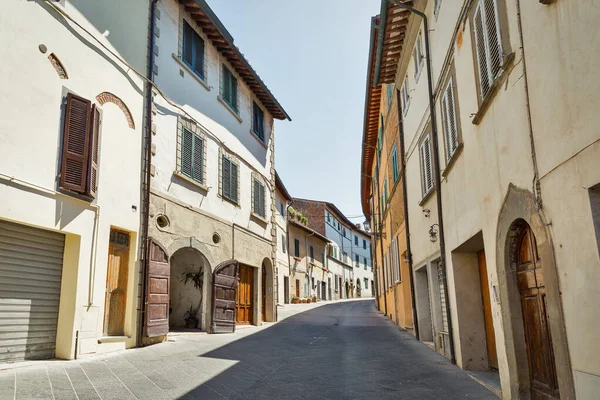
top-left (86, 105), bottom-right (100, 198)
top-left (145, 239), bottom-right (170, 337)
top-left (60, 93), bottom-right (91, 193)
top-left (211, 260), bottom-right (239, 333)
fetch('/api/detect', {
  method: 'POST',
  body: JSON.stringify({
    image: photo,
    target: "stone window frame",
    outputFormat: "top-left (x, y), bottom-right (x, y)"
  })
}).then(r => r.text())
top-left (439, 64), bottom-right (464, 178)
top-left (177, 6), bottom-right (210, 90)
top-left (218, 147), bottom-right (240, 206)
top-left (218, 60), bottom-right (243, 123)
top-left (175, 115), bottom-right (208, 191)
top-left (250, 171), bottom-right (268, 223)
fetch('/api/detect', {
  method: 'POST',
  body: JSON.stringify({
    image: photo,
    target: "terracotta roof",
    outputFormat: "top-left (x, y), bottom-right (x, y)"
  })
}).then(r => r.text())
top-left (181, 0), bottom-right (290, 120)
top-left (360, 2), bottom-right (412, 217)
top-left (275, 171), bottom-right (292, 201)
top-left (288, 219), bottom-right (330, 243)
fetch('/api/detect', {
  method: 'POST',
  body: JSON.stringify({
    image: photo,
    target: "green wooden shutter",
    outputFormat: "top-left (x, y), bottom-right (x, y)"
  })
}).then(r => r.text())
top-left (183, 21), bottom-right (194, 68)
top-left (294, 239), bottom-right (300, 257)
top-left (230, 162), bottom-right (238, 203)
top-left (259, 182), bottom-right (266, 217)
top-left (222, 156), bottom-right (231, 199)
top-left (253, 179), bottom-right (260, 214)
top-left (193, 134), bottom-right (203, 182)
top-left (60, 93), bottom-right (91, 193)
top-left (195, 35), bottom-right (204, 78)
top-left (181, 128), bottom-right (193, 178)
top-left (231, 74), bottom-right (238, 112)
top-left (86, 105), bottom-right (100, 198)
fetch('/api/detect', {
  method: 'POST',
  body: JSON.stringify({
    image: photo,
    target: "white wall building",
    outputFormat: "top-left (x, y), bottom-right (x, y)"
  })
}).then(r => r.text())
top-left (274, 172), bottom-right (292, 305)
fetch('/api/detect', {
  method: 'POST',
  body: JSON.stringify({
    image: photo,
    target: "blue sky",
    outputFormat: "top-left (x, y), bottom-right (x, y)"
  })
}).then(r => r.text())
top-left (206, 0), bottom-right (380, 222)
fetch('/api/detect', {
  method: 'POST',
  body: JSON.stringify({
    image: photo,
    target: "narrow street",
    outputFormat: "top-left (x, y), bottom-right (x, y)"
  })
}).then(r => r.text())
top-left (0, 300), bottom-right (496, 400)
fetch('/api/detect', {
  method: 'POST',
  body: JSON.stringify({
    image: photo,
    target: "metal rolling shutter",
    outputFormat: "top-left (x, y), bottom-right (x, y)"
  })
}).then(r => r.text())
top-left (437, 261), bottom-right (449, 332)
top-left (0, 220), bottom-right (65, 362)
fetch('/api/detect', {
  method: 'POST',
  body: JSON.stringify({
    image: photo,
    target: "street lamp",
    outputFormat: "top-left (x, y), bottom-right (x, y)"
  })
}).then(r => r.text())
top-left (429, 224), bottom-right (439, 243)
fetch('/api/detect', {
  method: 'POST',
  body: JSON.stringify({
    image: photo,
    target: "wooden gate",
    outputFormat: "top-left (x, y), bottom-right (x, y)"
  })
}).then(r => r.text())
top-left (145, 239), bottom-right (170, 337)
top-left (211, 260), bottom-right (239, 333)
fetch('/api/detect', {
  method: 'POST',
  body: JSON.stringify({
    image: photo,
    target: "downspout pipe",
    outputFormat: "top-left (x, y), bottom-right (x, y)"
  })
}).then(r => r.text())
top-left (376, 0), bottom-right (455, 363)
top-left (396, 87), bottom-right (419, 340)
top-left (138, 0), bottom-right (158, 347)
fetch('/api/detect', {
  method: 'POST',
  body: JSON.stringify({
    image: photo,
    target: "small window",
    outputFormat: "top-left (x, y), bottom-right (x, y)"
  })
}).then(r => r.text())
top-left (282, 234), bottom-right (286, 253)
top-left (391, 144), bottom-right (399, 183)
top-left (221, 64), bottom-right (238, 112)
top-left (280, 202), bottom-right (284, 216)
top-left (355, 254), bottom-right (359, 267)
top-left (294, 238), bottom-right (300, 257)
top-left (252, 177), bottom-right (266, 218)
top-left (377, 114), bottom-right (384, 170)
top-left (383, 176), bottom-right (388, 212)
top-left (473, 0), bottom-right (504, 100)
top-left (441, 76), bottom-right (460, 161)
top-left (221, 154), bottom-right (238, 204)
top-left (180, 126), bottom-right (204, 184)
top-left (364, 278), bottom-right (368, 290)
top-left (182, 20), bottom-right (205, 79)
top-left (386, 84), bottom-right (393, 107)
top-left (355, 236), bottom-right (358, 246)
top-left (310, 246), bottom-right (314, 262)
top-left (343, 228), bottom-right (346, 237)
top-left (252, 102), bottom-right (265, 141)
top-left (364, 257), bottom-right (368, 270)
top-left (401, 75), bottom-right (410, 114)
top-left (363, 239), bottom-right (366, 249)
top-left (419, 134), bottom-right (434, 196)
top-left (413, 32), bottom-right (424, 81)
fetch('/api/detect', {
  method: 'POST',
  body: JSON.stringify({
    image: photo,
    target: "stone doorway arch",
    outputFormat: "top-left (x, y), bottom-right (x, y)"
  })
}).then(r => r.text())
top-left (261, 258), bottom-right (274, 323)
top-left (496, 185), bottom-right (574, 399)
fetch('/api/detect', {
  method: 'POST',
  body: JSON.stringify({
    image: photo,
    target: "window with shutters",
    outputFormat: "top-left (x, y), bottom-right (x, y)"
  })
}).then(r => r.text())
top-left (219, 149), bottom-right (239, 205)
top-left (252, 102), bottom-right (265, 142)
top-left (386, 84), bottom-right (393, 107)
top-left (294, 238), bottom-right (300, 258)
top-left (176, 116), bottom-right (207, 188)
top-left (363, 239), bottom-right (367, 249)
top-left (383, 176), bottom-right (388, 213)
top-left (391, 144), bottom-right (399, 183)
top-left (59, 93), bottom-right (101, 199)
top-left (310, 246), bottom-right (314, 262)
top-left (355, 254), bottom-right (359, 267)
top-left (355, 235), bottom-right (358, 246)
top-left (364, 257), bottom-right (368, 270)
top-left (419, 134), bottom-right (434, 197)
top-left (182, 19), bottom-right (205, 79)
top-left (220, 64), bottom-right (239, 114)
top-left (401, 75), bottom-right (410, 114)
top-left (282, 234), bottom-right (286, 253)
top-left (473, 0), bottom-right (505, 101)
top-left (413, 32), bottom-right (424, 81)
top-left (441, 75), bottom-right (461, 162)
top-left (251, 173), bottom-right (266, 220)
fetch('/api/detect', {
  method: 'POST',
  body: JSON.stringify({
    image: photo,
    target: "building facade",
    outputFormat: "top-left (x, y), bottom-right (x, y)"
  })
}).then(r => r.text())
top-left (362, 0), bottom-right (600, 399)
top-left (143, 0), bottom-right (289, 340)
top-left (275, 172), bottom-right (292, 305)
top-left (0, 0), bottom-right (148, 361)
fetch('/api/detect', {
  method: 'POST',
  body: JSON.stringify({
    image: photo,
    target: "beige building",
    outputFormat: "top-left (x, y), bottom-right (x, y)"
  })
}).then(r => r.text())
top-left (367, 0), bottom-right (600, 399)
top-left (275, 172), bottom-right (292, 305)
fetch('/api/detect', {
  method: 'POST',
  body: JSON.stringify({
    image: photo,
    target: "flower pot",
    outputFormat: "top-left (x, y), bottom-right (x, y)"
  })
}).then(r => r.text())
top-left (184, 318), bottom-right (198, 329)
top-left (293, 299), bottom-right (299, 304)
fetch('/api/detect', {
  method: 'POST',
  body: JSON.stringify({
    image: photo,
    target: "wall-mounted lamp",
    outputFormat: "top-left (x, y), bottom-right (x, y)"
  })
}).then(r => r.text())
top-left (429, 224), bottom-right (439, 243)
top-left (363, 220), bottom-right (371, 232)
top-left (402, 250), bottom-right (410, 264)
top-left (423, 209), bottom-right (431, 218)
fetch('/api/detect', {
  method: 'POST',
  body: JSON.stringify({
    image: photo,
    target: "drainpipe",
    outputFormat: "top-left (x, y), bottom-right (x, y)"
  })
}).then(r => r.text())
top-left (376, 0), bottom-right (455, 363)
top-left (137, 0), bottom-right (158, 348)
top-left (396, 88), bottom-right (419, 340)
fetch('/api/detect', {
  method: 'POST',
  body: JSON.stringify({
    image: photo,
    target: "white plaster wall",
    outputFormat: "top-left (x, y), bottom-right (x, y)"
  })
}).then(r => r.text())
top-left (275, 190), bottom-right (289, 305)
top-left (150, 0), bottom-right (274, 243)
top-left (0, 0), bottom-right (146, 359)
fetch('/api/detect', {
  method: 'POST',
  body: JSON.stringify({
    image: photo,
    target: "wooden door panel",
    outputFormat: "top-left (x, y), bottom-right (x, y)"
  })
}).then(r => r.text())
top-left (295, 279), bottom-right (300, 297)
top-left (145, 239), bottom-right (170, 337)
top-left (478, 250), bottom-right (498, 369)
top-left (104, 242), bottom-right (129, 336)
top-left (211, 260), bottom-right (239, 333)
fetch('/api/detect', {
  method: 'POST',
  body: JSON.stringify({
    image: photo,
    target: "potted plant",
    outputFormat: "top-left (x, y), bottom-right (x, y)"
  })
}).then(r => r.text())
top-left (292, 296), bottom-right (300, 304)
top-left (300, 298), bottom-right (306, 303)
top-left (311, 295), bottom-right (317, 303)
top-left (184, 305), bottom-right (198, 328)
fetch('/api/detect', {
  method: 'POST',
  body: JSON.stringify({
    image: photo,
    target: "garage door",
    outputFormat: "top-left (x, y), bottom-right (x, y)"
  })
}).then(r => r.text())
top-left (0, 220), bottom-right (65, 362)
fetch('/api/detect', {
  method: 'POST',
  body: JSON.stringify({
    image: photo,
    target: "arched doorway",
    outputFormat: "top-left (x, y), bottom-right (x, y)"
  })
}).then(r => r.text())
top-left (515, 223), bottom-right (559, 399)
top-left (261, 258), bottom-right (274, 322)
top-left (169, 247), bottom-right (211, 331)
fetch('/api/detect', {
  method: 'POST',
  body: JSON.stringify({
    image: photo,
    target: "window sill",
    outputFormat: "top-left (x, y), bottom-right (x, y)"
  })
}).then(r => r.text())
top-left (172, 54), bottom-right (211, 92)
top-left (471, 52), bottom-right (516, 125)
top-left (174, 171), bottom-right (209, 192)
top-left (98, 336), bottom-right (130, 344)
top-left (218, 96), bottom-right (243, 124)
top-left (57, 186), bottom-right (95, 203)
top-left (418, 187), bottom-right (435, 206)
top-left (249, 129), bottom-right (268, 149)
top-left (441, 142), bottom-right (464, 178)
top-left (221, 195), bottom-right (240, 208)
top-left (251, 212), bottom-right (268, 225)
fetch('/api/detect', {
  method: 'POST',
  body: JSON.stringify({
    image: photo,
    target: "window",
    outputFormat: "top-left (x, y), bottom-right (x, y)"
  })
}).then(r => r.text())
top-left (280, 202), bottom-right (284, 216)
top-left (364, 257), bottom-right (368, 270)
top-left (221, 153), bottom-right (238, 204)
top-left (182, 20), bottom-right (205, 79)
top-left (391, 144), bottom-right (399, 183)
top-left (473, 0), bottom-right (504, 100)
top-left (343, 228), bottom-right (346, 237)
top-left (355, 235), bottom-right (358, 246)
top-left (338, 222), bottom-right (340, 230)
top-left (310, 246), bottom-right (314, 262)
top-left (413, 32), bottom-right (424, 81)
top-left (364, 278), bottom-right (369, 290)
top-left (180, 126), bottom-right (204, 184)
top-left (327, 212), bottom-right (330, 222)
top-left (321, 252), bottom-right (325, 267)
top-left (391, 236), bottom-right (401, 283)
top-left (59, 93), bottom-right (101, 198)
top-left (383, 176), bottom-right (388, 212)
top-left (377, 114), bottom-right (384, 170)
top-left (401, 75), bottom-right (410, 114)
top-left (221, 64), bottom-right (238, 112)
top-left (355, 254), bottom-right (359, 267)
top-left (252, 102), bottom-right (265, 141)
top-left (386, 84), bottom-right (393, 107)
top-left (441, 76), bottom-right (460, 161)
top-left (294, 239), bottom-right (300, 257)
top-left (363, 239), bottom-right (367, 249)
top-left (419, 134), bottom-right (434, 196)
top-left (252, 177), bottom-right (266, 218)
top-left (282, 234), bottom-right (286, 253)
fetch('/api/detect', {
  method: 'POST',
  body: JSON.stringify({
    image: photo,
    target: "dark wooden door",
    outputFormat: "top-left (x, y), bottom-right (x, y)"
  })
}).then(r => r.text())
top-left (236, 265), bottom-right (254, 324)
top-left (478, 250), bottom-right (498, 369)
top-left (211, 260), bottom-right (239, 333)
top-left (261, 265), bottom-right (266, 322)
top-left (516, 225), bottom-right (559, 399)
top-left (284, 276), bottom-right (290, 304)
top-left (104, 232), bottom-right (129, 336)
top-left (145, 239), bottom-right (170, 337)
top-left (295, 279), bottom-right (300, 297)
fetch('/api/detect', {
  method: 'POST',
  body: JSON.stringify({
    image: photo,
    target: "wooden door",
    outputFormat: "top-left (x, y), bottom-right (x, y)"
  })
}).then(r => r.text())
top-left (211, 260), bottom-right (239, 333)
top-left (516, 225), bottom-right (559, 399)
top-left (295, 279), bottom-right (300, 297)
top-left (236, 265), bottom-right (254, 324)
top-left (284, 276), bottom-right (290, 304)
top-left (104, 231), bottom-right (130, 336)
top-left (145, 239), bottom-right (170, 337)
top-left (478, 250), bottom-right (498, 369)
top-left (261, 265), bottom-right (266, 322)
